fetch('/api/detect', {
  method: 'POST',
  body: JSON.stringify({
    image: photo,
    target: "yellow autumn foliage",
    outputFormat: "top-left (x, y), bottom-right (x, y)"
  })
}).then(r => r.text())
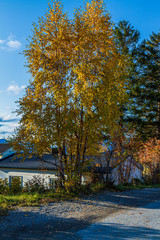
top-left (9, 0), bottom-right (130, 186)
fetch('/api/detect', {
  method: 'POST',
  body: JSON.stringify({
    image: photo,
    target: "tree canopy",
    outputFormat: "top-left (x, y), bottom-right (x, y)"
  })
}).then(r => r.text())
top-left (10, 0), bottom-right (130, 186)
top-left (135, 32), bottom-right (160, 139)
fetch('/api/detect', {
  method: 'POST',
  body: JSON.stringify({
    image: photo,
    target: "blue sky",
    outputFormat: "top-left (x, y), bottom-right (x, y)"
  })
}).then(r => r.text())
top-left (0, 0), bottom-right (160, 139)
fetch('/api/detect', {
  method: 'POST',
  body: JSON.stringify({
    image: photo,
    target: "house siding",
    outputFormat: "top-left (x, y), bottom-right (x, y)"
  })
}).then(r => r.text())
top-left (0, 168), bottom-right (58, 187)
top-left (110, 160), bottom-right (142, 185)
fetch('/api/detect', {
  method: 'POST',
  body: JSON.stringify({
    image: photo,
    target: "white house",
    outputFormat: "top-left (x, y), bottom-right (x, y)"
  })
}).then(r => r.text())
top-left (0, 144), bottom-right (143, 187)
top-left (0, 144), bottom-right (58, 187)
top-left (110, 156), bottom-right (143, 185)
top-left (88, 153), bottom-right (143, 185)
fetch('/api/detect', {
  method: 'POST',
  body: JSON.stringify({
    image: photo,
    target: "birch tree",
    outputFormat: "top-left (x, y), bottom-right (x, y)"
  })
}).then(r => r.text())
top-left (10, 0), bottom-right (130, 187)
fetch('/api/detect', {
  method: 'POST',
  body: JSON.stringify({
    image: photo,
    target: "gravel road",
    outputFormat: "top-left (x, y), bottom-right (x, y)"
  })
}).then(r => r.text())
top-left (0, 188), bottom-right (160, 240)
top-left (78, 200), bottom-right (160, 239)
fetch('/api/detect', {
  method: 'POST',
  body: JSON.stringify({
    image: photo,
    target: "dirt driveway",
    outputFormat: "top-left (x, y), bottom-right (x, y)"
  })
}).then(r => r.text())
top-left (0, 188), bottom-right (160, 240)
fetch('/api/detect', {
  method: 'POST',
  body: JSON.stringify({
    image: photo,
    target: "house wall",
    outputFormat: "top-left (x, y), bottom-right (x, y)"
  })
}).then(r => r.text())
top-left (110, 161), bottom-right (142, 185)
top-left (0, 168), bottom-right (58, 187)
top-left (129, 167), bottom-right (142, 182)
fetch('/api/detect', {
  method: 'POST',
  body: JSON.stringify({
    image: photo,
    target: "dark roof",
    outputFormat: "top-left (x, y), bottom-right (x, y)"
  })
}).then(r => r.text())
top-left (0, 139), bottom-right (6, 144)
top-left (0, 144), bottom-right (11, 154)
top-left (86, 153), bottom-right (143, 171)
top-left (0, 154), bottom-right (57, 170)
top-left (129, 157), bottom-right (143, 171)
top-left (111, 156), bottom-right (143, 171)
top-left (87, 166), bottom-right (112, 174)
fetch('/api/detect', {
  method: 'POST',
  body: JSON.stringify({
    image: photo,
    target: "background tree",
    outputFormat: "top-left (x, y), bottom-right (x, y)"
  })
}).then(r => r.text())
top-left (138, 138), bottom-right (160, 183)
top-left (99, 125), bottom-right (142, 184)
top-left (114, 20), bottom-right (141, 129)
top-left (134, 32), bottom-right (160, 139)
top-left (114, 20), bottom-right (140, 56)
top-left (10, 0), bottom-right (130, 188)
top-left (115, 21), bottom-right (160, 141)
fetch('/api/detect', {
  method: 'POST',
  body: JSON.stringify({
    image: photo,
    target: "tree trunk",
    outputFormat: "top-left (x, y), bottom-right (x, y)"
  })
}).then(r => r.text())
top-left (58, 147), bottom-right (65, 187)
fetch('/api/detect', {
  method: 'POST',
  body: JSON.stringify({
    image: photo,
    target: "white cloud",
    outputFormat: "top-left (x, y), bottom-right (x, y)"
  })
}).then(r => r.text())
top-left (0, 82), bottom-right (26, 95)
top-left (5, 121), bottom-right (19, 128)
top-left (5, 106), bottom-right (12, 111)
top-left (0, 40), bottom-right (5, 44)
top-left (0, 113), bottom-right (16, 121)
top-left (0, 113), bottom-right (20, 138)
top-left (7, 83), bottom-right (26, 95)
top-left (0, 34), bottom-right (22, 51)
top-left (7, 33), bottom-right (16, 41)
top-left (7, 40), bottom-right (22, 50)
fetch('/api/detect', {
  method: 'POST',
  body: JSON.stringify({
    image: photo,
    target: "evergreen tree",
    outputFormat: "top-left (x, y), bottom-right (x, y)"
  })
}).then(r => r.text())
top-left (114, 20), bottom-right (140, 56)
top-left (135, 32), bottom-right (160, 139)
top-left (114, 20), bottom-right (141, 129)
top-left (114, 21), bottom-right (160, 140)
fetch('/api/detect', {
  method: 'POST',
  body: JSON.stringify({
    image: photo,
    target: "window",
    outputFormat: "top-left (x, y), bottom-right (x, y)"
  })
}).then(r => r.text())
top-left (49, 178), bottom-right (58, 189)
top-left (9, 176), bottom-right (23, 187)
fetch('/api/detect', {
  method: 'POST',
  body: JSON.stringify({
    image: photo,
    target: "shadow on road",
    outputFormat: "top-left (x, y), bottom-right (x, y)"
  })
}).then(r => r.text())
top-left (78, 188), bottom-right (160, 209)
top-left (0, 188), bottom-right (160, 239)
top-left (0, 212), bottom-right (91, 240)
top-left (78, 222), bottom-right (160, 240)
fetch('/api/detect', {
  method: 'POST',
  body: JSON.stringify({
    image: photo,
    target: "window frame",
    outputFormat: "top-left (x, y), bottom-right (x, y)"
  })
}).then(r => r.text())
top-left (9, 176), bottom-right (23, 187)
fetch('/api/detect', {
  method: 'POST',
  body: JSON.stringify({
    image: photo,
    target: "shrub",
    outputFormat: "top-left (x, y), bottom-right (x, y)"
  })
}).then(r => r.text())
top-left (24, 176), bottom-right (46, 193)
top-left (64, 179), bottom-right (80, 194)
top-left (90, 181), bottom-right (106, 192)
top-left (10, 177), bottom-right (22, 194)
top-left (131, 178), bottom-right (144, 186)
top-left (0, 178), bottom-right (9, 194)
top-left (104, 179), bottom-right (114, 188)
top-left (142, 175), bottom-right (152, 185)
top-left (122, 181), bottom-right (130, 186)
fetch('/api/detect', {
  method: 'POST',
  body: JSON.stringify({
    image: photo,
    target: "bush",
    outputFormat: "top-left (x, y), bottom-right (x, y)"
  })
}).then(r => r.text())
top-left (104, 180), bottom-right (114, 188)
top-left (10, 177), bottom-right (22, 194)
top-left (142, 175), bottom-right (152, 185)
top-left (0, 178), bottom-right (9, 194)
top-left (24, 176), bottom-right (46, 193)
top-left (131, 178), bottom-right (144, 186)
top-left (123, 181), bottom-right (130, 186)
top-left (64, 179), bottom-right (80, 194)
top-left (90, 182), bottom-right (106, 192)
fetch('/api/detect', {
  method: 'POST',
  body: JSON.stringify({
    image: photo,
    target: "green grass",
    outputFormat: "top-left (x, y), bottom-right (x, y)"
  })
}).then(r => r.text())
top-left (0, 190), bottom-right (74, 216)
top-left (0, 191), bottom-right (72, 208)
top-left (0, 182), bottom-right (108, 216)
top-left (113, 183), bottom-right (160, 192)
top-left (1, 183), bottom-right (160, 216)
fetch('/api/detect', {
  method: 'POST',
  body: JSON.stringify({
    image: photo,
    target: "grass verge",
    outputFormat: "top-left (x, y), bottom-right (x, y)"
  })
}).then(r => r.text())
top-left (113, 183), bottom-right (160, 192)
top-left (0, 183), bottom-right (160, 216)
